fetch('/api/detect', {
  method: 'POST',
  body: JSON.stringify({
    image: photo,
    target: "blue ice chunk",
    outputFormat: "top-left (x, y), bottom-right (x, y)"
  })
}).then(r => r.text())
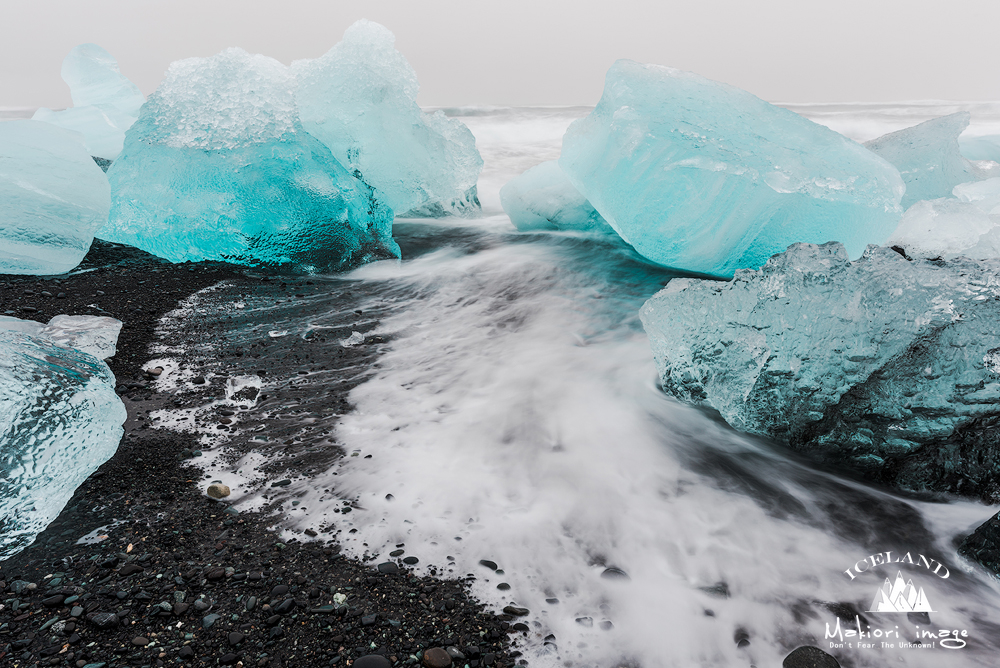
top-left (294, 20), bottom-right (483, 217)
top-left (888, 197), bottom-right (1000, 259)
top-left (864, 112), bottom-right (994, 209)
top-left (99, 48), bottom-right (399, 272)
top-left (559, 60), bottom-right (904, 278)
top-left (32, 44), bottom-right (145, 160)
top-left (0, 316), bottom-right (126, 558)
top-left (960, 135), bottom-right (1000, 163)
top-left (641, 242), bottom-right (1000, 498)
top-left (0, 120), bottom-right (110, 275)
top-left (500, 161), bottom-right (613, 233)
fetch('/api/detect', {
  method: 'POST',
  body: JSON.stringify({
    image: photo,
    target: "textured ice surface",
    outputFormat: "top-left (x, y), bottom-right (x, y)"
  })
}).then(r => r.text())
top-left (960, 134), bottom-right (1000, 164)
top-left (864, 112), bottom-right (994, 209)
top-left (31, 44), bottom-right (145, 160)
top-left (294, 20), bottom-right (483, 217)
top-left (0, 120), bottom-right (111, 275)
top-left (641, 242), bottom-right (1000, 500)
top-left (99, 48), bottom-right (399, 272)
top-left (0, 314), bottom-right (122, 359)
top-left (499, 160), bottom-right (612, 232)
top-left (889, 197), bottom-right (1000, 259)
top-left (0, 319), bottom-right (126, 558)
top-left (559, 60), bottom-right (904, 278)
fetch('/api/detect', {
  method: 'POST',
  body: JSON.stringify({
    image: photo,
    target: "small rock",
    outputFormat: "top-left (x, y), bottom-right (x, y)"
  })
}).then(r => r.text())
top-left (496, 583), bottom-right (510, 591)
top-left (245, 596), bottom-right (257, 612)
top-left (445, 647), bottom-right (466, 660)
top-left (219, 653), bottom-right (239, 665)
top-left (119, 563), bottom-right (143, 576)
top-left (205, 568), bottom-right (226, 581)
top-left (192, 376), bottom-right (206, 384)
top-left (362, 613), bottom-right (378, 626)
top-left (601, 567), bottom-right (629, 580)
top-left (132, 636), bottom-right (149, 646)
top-left (228, 631), bottom-right (245, 646)
top-left (377, 562), bottom-right (400, 575)
top-left (478, 560), bottom-right (498, 571)
top-left (178, 645), bottom-right (194, 661)
top-left (783, 646), bottom-right (840, 668)
top-left (87, 612), bottom-right (118, 629)
top-left (271, 479), bottom-right (292, 487)
top-left (503, 606), bottom-right (529, 617)
top-left (202, 613), bottom-right (221, 629)
top-left (42, 594), bottom-right (65, 607)
top-left (402, 556), bottom-right (419, 565)
top-left (353, 655), bottom-right (391, 668)
top-left (70, 606), bottom-right (84, 617)
top-left (270, 584), bottom-right (289, 597)
top-left (207, 484), bottom-right (231, 499)
top-left (269, 626), bottom-right (285, 639)
top-left (274, 598), bottom-right (296, 615)
top-left (173, 602), bottom-right (189, 616)
top-left (422, 647), bottom-right (453, 668)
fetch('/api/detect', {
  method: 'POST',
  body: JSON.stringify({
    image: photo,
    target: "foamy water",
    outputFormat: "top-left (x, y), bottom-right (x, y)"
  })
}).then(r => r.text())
top-left (149, 106), bottom-right (1000, 668)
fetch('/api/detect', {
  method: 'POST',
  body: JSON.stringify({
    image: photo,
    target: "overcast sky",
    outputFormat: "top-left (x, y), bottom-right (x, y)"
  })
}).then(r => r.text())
top-left (3, 0), bottom-right (1000, 109)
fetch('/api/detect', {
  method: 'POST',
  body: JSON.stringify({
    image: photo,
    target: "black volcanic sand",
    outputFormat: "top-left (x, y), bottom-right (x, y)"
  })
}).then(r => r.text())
top-left (0, 242), bottom-right (517, 668)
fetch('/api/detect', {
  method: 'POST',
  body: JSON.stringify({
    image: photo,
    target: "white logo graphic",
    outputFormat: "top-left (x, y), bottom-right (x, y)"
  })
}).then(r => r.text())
top-left (868, 571), bottom-right (933, 613)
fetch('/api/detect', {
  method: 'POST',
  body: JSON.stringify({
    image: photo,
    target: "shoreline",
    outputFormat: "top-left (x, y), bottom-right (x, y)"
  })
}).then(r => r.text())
top-left (0, 242), bottom-right (515, 668)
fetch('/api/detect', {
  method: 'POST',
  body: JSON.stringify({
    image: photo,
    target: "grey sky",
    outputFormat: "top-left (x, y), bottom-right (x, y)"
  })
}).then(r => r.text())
top-left (3, 0), bottom-right (1000, 109)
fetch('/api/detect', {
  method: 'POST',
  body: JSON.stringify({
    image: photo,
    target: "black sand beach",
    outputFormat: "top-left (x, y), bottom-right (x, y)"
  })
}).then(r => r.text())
top-left (0, 242), bottom-right (515, 668)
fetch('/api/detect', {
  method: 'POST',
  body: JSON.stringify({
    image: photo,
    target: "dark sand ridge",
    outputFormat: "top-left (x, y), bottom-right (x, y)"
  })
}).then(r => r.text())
top-left (0, 241), bottom-right (517, 668)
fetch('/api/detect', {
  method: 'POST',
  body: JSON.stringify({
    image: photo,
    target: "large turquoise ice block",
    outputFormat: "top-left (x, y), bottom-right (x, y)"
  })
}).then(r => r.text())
top-left (640, 242), bottom-right (1000, 500)
top-left (0, 317), bottom-right (126, 558)
top-left (499, 160), bottom-right (613, 233)
top-left (865, 112), bottom-right (994, 209)
top-left (100, 48), bottom-right (399, 272)
top-left (559, 60), bottom-right (904, 278)
top-left (0, 120), bottom-right (110, 275)
top-left (32, 44), bottom-right (145, 160)
top-left (294, 20), bottom-right (483, 217)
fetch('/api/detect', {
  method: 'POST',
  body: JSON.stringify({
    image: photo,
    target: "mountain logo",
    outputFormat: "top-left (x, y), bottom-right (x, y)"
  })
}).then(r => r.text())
top-left (868, 571), bottom-right (933, 613)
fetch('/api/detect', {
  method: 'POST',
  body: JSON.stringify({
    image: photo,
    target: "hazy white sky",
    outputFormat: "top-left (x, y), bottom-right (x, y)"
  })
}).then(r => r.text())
top-left (3, 0), bottom-right (1000, 109)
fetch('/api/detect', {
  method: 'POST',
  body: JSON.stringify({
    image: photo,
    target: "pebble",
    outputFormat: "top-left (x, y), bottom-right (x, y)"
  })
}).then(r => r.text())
top-left (178, 646), bottom-right (194, 660)
top-left (87, 612), bottom-right (118, 629)
top-left (600, 567), bottom-right (629, 580)
top-left (503, 606), bottom-right (529, 616)
top-left (478, 560), bottom-right (498, 571)
top-left (70, 606), bottom-right (84, 617)
top-left (274, 597), bottom-right (296, 614)
top-left (245, 596), bottom-right (257, 612)
top-left (783, 646), bottom-right (840, 668)
top-left (389, 549), bottom-right (405, 557)
top-left (132, 636), bottom-right (149, 646)
top-left (496, 583), bottom-right (510, 591)
top-left (119, 563), bottom-right (144, 576)
top-left (228, 631), bottom-right (245, 646)
top-left (422, 647), bottom-right (453, 668)
top-left (377, 561), bottom-right (400, 575)
top-left (403, 556), bottom-right (419, 565)
top-left (353, 655), bottom-right (392, 668)
top-left (270, 584), bottom-right (289, 597)
top-left (219, 653), bottom-right (239, 665)
top-left (202, 613), bottom-right (221, 629)
top-left (207, 483), bottom-right (231, 499)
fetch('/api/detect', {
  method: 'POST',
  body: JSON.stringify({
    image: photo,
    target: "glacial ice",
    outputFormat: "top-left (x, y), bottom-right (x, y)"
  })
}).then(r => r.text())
top-left (558, 60), bottom-right (904, 278)
top-left (294, 20), bottom-right (483, 217)
top-left (0, 316), bottom-right (125, 558)
top-left (499, 160), bottom-right (612, 232)
top-left (99, 48), bottom-right (399, 272)
top-left (864, 112), bottom-right (995, 209)
top-left (888, 197), bottom-right (1000, 259)
top-left (641, 241), bottom-right (1000, 499)
top-left (31, 44), bottom-right (145, 160)
top-left (0, 120), bottom-right (111, 275)
top-left (0, 314), bottom-right (123, 359)
top-left (960, 134), bottom-right (1000, 164)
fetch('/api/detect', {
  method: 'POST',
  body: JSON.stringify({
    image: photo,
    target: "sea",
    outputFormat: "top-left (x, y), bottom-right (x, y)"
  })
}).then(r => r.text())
top-left (13, 102), bottom-right (1000, 667)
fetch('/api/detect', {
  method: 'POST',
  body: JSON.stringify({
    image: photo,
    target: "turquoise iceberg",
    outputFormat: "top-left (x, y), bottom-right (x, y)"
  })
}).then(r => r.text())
top-left (560, 60), bottom-right (904, 278)
top-left (100, 48), bottom-right (398, 272)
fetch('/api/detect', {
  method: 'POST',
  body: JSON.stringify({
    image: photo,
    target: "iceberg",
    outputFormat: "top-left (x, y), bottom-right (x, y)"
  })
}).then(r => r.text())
top-left (960, 134), bottom-right (1000, 164)
top-left (0, 120), bottom-right (111, 275)
top-left (641, 242), bottom-right (1000, 500)
top-left (0, 315), bottom-right (126, 558)
top-left (864, 112), bottom-right (995, 209)
top-left (558, 60), bottom-right (904, 278)
top-left (31, 44), bottom-right (145, 161)
top-left (99, 48), bottom-right (399, 272)
top-left (888, 197), bottom-right (1000, 260)
top-left (294, 20), bottom-right (483, 217)
top-left (499, 160), bottom-right (613, 232)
